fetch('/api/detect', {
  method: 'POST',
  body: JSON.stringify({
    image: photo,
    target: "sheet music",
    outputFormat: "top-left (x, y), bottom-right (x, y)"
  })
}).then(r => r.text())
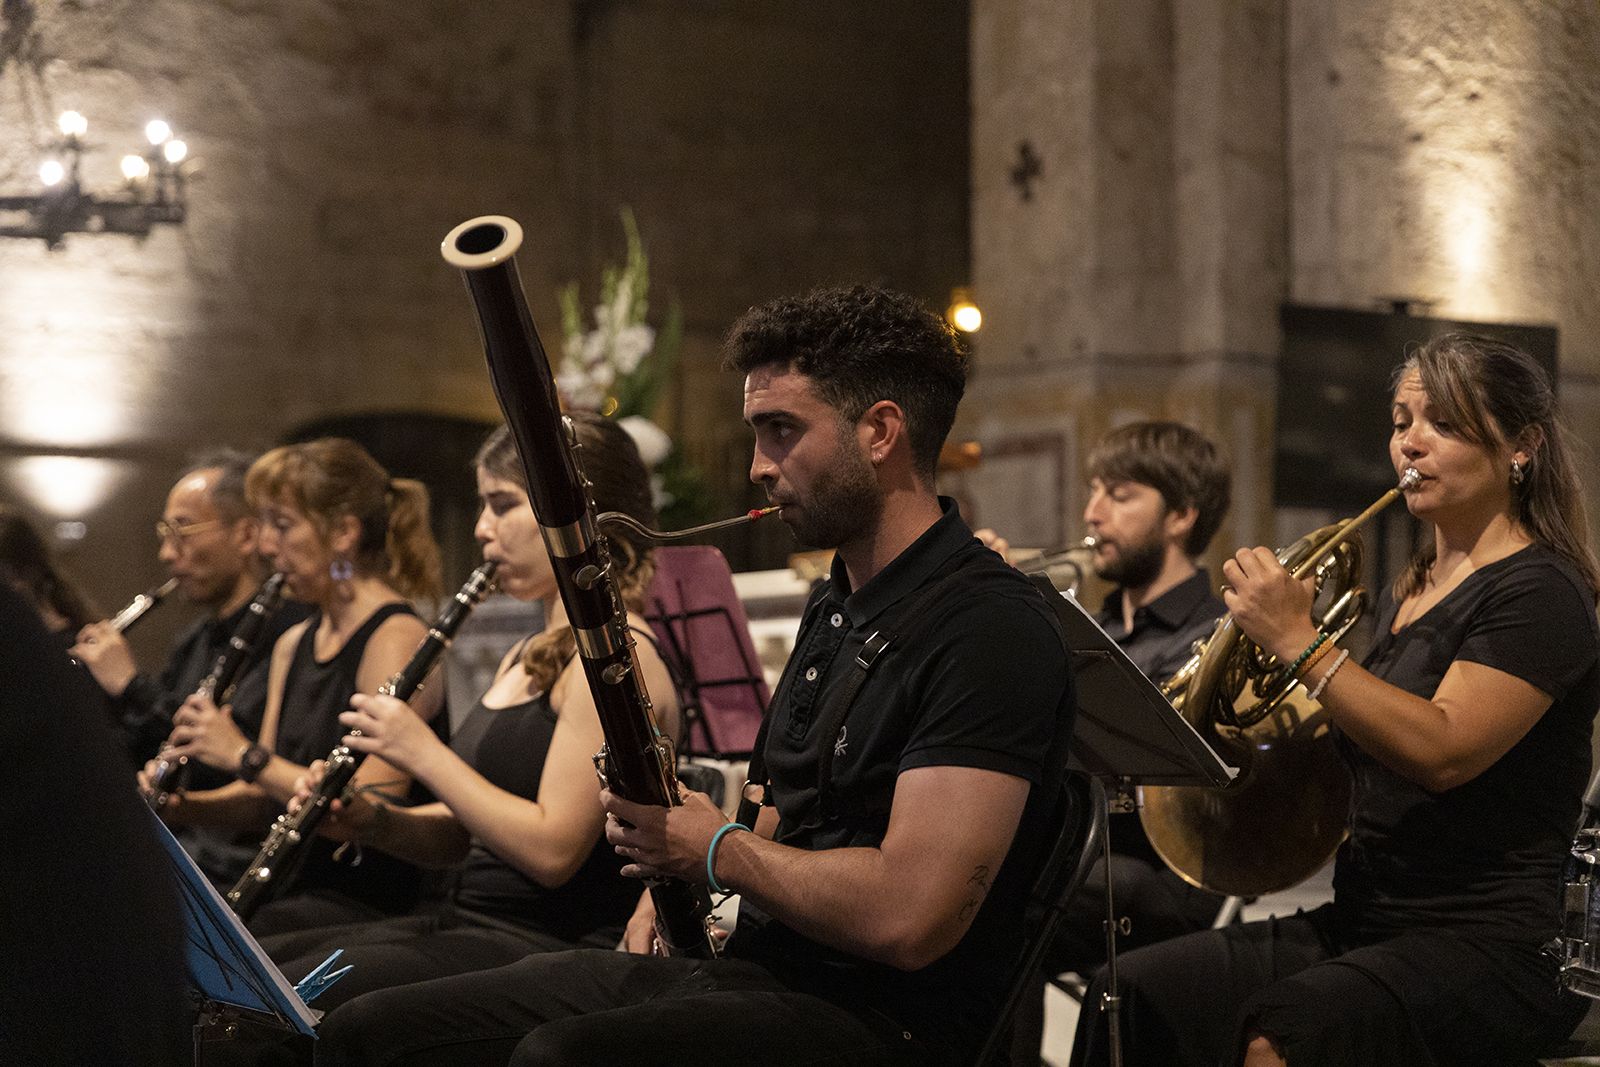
top-left (1031, 578), bottom-right (1236, 788)
top-left (146, 809), bottom-right (319, 1035)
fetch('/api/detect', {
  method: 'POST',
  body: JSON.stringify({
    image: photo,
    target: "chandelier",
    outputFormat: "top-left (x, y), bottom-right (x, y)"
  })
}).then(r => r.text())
top-left (0, 0), bottom-right (193, 249)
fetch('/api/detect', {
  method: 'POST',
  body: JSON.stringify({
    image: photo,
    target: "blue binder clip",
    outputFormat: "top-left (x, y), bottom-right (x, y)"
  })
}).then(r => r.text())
top-left (293, 950), bottom-right (353, 1005)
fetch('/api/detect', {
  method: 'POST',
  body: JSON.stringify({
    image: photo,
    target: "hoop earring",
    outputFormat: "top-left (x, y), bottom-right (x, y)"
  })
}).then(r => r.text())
top-left (1510, 458), bottom-right (1526, 486)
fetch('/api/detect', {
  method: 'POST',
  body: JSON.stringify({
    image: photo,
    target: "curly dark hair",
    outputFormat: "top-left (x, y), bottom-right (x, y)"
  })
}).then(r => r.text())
top-left (721, 285), bottom-right (968, 482)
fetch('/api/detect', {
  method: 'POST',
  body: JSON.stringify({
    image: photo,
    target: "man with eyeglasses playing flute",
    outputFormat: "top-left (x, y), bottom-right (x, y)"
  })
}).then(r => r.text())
top-left (73, 449), bottom-right (307, 881)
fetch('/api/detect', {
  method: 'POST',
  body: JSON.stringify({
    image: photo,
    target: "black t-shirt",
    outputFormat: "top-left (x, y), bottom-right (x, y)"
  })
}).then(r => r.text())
top-left (448, 690), bottom-right (636, 944)
top-left (730, 498), bottom-right (1074, 1059)
top-left (115, 593), bottom-right (310, 767)
top-left (275, 603), bottom-right (427, 914)
top-left (1334, 544), bottom-right (1600, 941)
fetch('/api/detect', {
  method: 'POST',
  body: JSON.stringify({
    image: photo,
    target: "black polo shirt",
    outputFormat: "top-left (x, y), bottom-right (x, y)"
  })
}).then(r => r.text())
top-left (730, 497), bottom-right (1074, 1060)
top-left (1095, 568), bottom-right (1223, 686)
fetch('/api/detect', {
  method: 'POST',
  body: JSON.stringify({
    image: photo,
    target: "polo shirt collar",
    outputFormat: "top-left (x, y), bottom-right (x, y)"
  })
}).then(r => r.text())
top-left (827, 496), bottom-right (973, 628)
top-left (1103, 568), bottom-right (1214, 629)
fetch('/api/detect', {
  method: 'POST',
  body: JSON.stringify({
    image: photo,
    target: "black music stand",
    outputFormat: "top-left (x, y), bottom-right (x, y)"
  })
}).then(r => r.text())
top-left (146, 809), bottom-right (320, 1062)
top-left (1029, 576), bottom-right (1235, 1067)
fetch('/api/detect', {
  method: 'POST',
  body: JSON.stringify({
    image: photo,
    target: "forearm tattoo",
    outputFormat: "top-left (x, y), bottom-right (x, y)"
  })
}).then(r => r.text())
top-left (956, 864), bottom-right (991, 924)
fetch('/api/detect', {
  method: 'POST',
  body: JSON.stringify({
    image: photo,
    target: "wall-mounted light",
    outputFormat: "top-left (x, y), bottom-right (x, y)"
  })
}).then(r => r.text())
top-left (947, 287), bottom-right (983, 333)
top-left (5, 456), bottom-right (128, 518)
top-left (0, 108), bottom-right (195, 248)
top-left (1, 3), bottom-right (195, 246)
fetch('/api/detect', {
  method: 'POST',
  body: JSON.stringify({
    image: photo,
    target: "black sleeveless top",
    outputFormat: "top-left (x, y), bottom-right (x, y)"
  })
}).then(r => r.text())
top-left (275, 602), bottom-right (424, 914)
top-left (448, 682), bottom-right (637, 944)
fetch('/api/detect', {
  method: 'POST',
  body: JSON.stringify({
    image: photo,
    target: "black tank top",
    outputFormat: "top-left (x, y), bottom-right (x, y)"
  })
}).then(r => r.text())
top-left (275, 602), bottom-right (424, 914)
top-left (448, 685), bottom-right (637, 943)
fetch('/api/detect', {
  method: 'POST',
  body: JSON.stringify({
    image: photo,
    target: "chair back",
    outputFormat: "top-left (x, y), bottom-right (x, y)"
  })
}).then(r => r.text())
top-left (976, 770), bottom-right (1106, 1066)
top-left (644, 545), bottom-right (771, 756)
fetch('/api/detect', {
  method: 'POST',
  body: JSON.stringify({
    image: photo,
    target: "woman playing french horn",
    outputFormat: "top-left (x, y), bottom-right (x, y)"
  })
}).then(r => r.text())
top-left (1071, 334), bottom-right (1600, 1067)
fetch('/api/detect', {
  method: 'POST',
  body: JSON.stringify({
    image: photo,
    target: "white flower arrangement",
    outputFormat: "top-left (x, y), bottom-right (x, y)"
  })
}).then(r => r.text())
top-left (555, 209), bottom-right (702, 519)
top-left (557, 208), bottom-right (656, 415)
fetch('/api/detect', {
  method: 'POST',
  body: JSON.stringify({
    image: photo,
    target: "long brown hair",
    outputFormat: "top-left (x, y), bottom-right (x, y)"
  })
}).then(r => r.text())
top-left (475, 414), bottom-right (657, 691)
top-left (1394, 333), bottom-right (1599, 602)
top-left (246, 438), bottom-right (443, 601)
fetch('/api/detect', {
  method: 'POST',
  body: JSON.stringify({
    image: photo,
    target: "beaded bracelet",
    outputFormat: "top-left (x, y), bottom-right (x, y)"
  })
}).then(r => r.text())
top-left (1307, 649), bottom-right (1351, 702)
top-left (1296, 637), bottom-right (1336, 682)
top-left (1285, 632), bottom-right (1329, 678)
top-left (706, 821), bottom-right (749, 895)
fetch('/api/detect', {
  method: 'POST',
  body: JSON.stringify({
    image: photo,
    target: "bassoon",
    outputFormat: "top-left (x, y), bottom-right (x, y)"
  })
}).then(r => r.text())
top-left (441, 215), bottom-right (724, 957)
top-left (226, 561), bottom-right (497, 920)
top-left (147, 573), bottom-right (287, 808)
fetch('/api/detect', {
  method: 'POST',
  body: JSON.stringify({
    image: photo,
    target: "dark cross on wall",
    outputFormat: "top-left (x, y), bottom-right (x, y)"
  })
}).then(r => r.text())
top-left (1010, 140), bottom-right (1042, 201)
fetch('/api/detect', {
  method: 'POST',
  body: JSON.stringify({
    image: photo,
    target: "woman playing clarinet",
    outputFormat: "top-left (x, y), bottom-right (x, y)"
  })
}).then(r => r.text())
top-left (140, 437), bottom-right (444, 934)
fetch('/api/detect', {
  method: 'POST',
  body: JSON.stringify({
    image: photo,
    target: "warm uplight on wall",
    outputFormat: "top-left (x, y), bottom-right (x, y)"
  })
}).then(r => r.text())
top-left (947, 288), bottom-right (983, 333)
top-left (6, 456), bottom-right (127, 517)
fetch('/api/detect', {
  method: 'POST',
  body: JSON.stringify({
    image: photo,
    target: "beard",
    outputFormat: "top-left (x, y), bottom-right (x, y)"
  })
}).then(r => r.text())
top-left (1095, 529), bottom-right (1165, 589)
top-left (781, 444), bottom-right (882, 551)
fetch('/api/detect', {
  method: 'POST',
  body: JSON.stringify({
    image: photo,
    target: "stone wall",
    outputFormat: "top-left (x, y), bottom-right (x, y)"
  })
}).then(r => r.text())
top-left (965, 0), bottom-right (1600, 596)
top-left (962, 0), bottom-right (1284, 584)
top-left (0, 0), bottom-right (969, 655)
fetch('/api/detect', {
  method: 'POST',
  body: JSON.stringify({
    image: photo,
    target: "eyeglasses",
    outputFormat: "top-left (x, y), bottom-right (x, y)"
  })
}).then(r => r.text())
top-left (155, 518), bottom-right (223, 545)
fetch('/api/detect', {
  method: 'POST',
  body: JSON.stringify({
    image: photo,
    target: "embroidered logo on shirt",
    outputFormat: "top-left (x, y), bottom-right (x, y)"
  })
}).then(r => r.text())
top-left (834, 725), bottom-right (848, 759)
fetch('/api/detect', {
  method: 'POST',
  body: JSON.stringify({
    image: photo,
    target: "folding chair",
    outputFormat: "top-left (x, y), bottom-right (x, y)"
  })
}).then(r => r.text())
top-left (976, 771), bottom-right (1107, 1066)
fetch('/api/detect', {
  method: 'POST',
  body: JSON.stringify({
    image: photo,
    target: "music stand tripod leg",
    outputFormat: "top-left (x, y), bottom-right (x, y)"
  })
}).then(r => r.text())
top-left (1100, 778), bottom-right (1132, 1067)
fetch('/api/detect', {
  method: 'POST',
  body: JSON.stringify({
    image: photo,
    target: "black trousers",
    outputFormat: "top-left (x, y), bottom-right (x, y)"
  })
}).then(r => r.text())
top-left (1067, 904), bottom-right (1585, 1067)
top-left (261, 905), bottom-right (595, 1013)
top-left (1011, 853), bottom-right (1224, 1063)
top-left (313, 948), bottom-right (927, 1067)
top-left (248, 889), bottom-right (395, 939)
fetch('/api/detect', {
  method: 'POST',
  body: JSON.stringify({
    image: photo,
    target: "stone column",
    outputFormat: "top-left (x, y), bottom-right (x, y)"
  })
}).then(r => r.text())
top-left (959, 0), bottom-right (1286, 576)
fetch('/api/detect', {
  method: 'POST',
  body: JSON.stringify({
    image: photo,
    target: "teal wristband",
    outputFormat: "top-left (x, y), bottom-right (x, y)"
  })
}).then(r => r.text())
top-left (706, 821), bottom-right (748, 895)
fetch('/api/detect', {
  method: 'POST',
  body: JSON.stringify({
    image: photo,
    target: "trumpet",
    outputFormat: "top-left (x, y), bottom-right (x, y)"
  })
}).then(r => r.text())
top-left (1140, 468), bottom-right (1422, 897)
top-left (1016, 535), bottom-right (1100, 595)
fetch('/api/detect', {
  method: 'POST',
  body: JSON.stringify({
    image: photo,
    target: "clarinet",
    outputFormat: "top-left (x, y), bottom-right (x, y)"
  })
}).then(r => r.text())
top-left (442, 214), bottom-right (720, 958)
top-left (226, 561), bottom-right (498, 920)
top-left (147, 574), bottom-right (288, 808)
top-left (110, 577), bottom-right (181, 634)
